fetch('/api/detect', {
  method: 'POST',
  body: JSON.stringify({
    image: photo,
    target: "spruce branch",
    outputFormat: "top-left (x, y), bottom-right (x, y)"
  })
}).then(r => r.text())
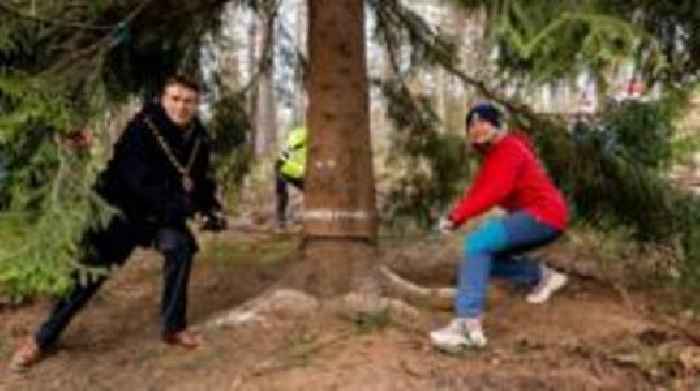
top-left (43, 0), bottom-right (155, 75)
top-left (0, 1), bottom-right (115, 31)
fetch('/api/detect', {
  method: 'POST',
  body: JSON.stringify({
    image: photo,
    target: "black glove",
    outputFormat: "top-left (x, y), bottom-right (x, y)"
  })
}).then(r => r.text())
top-left (201, 210), bottom-right (227, 232)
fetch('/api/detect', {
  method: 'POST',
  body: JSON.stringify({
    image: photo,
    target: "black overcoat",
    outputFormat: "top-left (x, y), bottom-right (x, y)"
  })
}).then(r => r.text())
top-left (95, 103), bottom-right (219, 227)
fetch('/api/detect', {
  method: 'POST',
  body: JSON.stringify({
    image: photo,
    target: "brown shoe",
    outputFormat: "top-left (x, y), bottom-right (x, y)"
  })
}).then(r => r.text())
top-left (162, 330), bottom-right (202, 349)
top-left (9, 338), bottom-right (42, 372)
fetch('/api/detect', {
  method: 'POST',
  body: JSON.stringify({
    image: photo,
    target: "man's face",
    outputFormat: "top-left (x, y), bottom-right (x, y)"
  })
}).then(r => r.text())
top-left (161, 83), bottom-right (199, 127)
top-left (467, 118), bottom-right (495, 144)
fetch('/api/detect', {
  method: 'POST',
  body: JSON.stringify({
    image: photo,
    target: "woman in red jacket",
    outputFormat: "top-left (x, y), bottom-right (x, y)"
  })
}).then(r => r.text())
top-left (430, 102), bottom-right (569, 351)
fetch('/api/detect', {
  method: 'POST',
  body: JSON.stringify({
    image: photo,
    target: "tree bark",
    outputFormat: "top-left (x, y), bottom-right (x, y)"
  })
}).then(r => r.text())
top-left (219, 3), bottom-right (241, 92)
top-left (247, 13), bottom-right (260, 154)
top-left (292, 0), bottom-right (307, 125)
top-left (303, 0), bottom-right (378, 298)
top-left (255, 10), bottom-right (278, 156)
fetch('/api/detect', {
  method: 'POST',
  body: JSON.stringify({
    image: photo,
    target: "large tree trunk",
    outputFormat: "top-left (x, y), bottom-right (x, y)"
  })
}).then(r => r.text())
top-left (302, 0), bottom-right (378, 298)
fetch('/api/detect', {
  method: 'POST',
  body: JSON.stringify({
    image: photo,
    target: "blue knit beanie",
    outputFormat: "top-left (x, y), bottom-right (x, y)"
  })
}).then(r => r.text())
top-left (465, 102), bottom-right (502, 129)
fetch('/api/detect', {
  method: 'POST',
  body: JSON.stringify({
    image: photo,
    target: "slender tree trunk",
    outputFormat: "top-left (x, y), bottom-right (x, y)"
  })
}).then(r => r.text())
top-left (303, 0), bottom-right (378, 298)
top-left (248, 13), bottom-right (260, 155)
top-left (256, 11), bottom-right (278, 156)
top-left (220, 3), bottom-right (241, 92)
top-left (292, 0), bottom-right (307, 125)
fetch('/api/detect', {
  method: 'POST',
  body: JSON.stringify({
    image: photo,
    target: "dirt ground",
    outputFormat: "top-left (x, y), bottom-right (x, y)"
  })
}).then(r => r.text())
top-left (1, 227), bottom-right (699, 391)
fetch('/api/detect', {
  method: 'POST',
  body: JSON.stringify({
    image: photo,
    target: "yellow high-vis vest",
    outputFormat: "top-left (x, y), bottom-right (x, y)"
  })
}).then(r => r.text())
top-left (279, 126), bottom-right (307, 179)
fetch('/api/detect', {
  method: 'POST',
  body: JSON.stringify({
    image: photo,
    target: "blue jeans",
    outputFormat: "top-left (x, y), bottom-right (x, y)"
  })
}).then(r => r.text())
top-left (455, 211), bottom-right (562, 318)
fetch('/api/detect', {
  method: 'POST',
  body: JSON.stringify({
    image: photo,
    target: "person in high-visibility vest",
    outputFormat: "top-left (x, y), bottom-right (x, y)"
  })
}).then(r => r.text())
top-left (275, 126), bottom-right (306, 228)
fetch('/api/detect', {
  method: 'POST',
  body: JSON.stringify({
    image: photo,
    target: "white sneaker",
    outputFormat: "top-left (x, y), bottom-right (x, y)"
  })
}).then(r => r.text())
top-left (429, 318), bottom-right (487, 351)
top-left (526, 265), bottom-right (568, 304)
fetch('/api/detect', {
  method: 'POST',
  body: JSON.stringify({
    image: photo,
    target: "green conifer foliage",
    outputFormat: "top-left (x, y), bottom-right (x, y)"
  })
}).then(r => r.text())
top-left (0, 0), bottom-right (231, 299)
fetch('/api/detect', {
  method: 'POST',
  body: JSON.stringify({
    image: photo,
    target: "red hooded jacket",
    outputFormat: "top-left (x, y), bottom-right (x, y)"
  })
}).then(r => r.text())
top-left (448, 132), bottom-right (568, 230)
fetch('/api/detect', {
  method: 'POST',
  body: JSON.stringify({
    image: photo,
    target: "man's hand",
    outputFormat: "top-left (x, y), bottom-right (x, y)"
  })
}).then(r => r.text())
top-left (438, 216), bottom-right (456, 235)
top-left (201, 210), bottom-right (227, 232)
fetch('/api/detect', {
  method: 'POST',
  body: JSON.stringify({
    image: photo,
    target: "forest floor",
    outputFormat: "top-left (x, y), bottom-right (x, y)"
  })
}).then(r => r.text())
top-left (1, 223), bottom-right (700, 391)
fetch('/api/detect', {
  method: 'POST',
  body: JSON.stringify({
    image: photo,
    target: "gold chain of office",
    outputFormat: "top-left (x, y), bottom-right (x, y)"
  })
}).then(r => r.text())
top-left (145, 117), bottom-right (201, 192)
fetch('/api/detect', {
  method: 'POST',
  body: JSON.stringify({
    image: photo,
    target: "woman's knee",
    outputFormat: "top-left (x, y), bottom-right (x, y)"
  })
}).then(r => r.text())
top-left (464, 219), bottom-right (509, 256)
top-left (459, 251), bottom-right (492, 276)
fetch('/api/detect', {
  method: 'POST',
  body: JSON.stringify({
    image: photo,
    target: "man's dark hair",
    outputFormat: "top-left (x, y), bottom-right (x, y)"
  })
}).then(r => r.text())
top-left (162, 74), bottom-right (201, 94)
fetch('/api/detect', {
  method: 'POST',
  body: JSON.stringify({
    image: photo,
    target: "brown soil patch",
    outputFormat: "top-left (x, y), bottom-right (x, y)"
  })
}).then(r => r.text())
top-left (1, 228), bottom-right (698, 390)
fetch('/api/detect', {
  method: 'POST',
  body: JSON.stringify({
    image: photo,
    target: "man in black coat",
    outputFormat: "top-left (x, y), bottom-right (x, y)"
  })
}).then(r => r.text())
top-left (10, 75), bottom-right (226, 370)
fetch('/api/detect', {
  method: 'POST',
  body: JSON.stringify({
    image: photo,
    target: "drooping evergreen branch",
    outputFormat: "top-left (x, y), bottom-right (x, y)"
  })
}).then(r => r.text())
top-left (0, 0), bottom-right (241, 298)
top-left (43, 0), bottom-right (155, 75)
top-left (0, 1), bottom-right (116, 30)
top-left (371, 0), bottom-right (540, 126)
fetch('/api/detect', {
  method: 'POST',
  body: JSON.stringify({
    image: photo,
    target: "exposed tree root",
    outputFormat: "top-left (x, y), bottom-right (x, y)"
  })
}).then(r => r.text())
top-left (206, 287), bottom-right (420, 330)
top-left (203, 237), bottom-right (606, 331)
top-left (379, 265), bottom-right (455, 310)
top-left (206, 289), bottom-right (321, 328)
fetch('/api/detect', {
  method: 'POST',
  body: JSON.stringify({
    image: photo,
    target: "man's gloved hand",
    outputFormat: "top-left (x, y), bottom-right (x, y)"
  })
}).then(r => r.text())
top-left (201, 210), bottom-right (227, 232)
top-left (438, 216), bottom-right (456, 235)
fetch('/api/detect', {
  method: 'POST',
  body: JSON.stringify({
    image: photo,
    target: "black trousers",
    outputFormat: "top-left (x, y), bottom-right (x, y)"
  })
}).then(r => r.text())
top-left (275, 164), bottom-right (304, 225)
top-left (34, 216), bottom-right (196, 350)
